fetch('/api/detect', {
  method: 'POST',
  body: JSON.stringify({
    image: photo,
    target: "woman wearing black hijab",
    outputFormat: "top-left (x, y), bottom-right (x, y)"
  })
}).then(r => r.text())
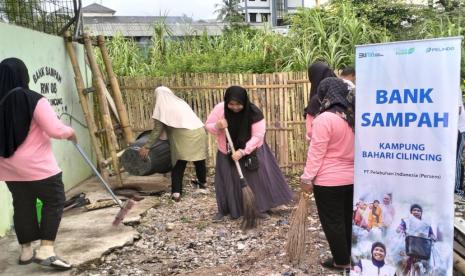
top-left (304, 61), bottom-right (337, 141)
top-left (0, 58), bottom-right (75, 270)
top-left (353, 242), bottom-right (397, 275)
top-left (205, 86), bottom-right (293, 221)
top-left (300, 78), bottom-right (355, 271)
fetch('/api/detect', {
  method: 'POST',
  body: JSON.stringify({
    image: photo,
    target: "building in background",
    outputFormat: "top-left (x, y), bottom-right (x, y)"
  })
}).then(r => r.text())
top-left (82, 3), bottom-right (226, 49)
top-left (239, 0), bottom-right (306, 26)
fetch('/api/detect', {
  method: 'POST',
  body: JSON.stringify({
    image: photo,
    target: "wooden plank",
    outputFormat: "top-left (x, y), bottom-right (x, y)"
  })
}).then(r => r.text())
top-left (119, 84), bottom-right (297, 90)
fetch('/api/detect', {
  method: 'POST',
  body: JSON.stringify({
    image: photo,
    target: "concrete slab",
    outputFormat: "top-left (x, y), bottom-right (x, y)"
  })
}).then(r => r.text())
top-left (0, 173), bottom-right (169, 275)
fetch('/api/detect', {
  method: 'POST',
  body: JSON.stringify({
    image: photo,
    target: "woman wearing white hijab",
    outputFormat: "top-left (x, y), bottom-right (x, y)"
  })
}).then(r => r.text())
top-left (139, 86), bottom-right (208, 201)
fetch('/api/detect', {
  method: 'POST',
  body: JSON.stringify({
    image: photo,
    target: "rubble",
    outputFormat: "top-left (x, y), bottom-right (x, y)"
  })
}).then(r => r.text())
top-left (74, 175), bottom-right (336, 275)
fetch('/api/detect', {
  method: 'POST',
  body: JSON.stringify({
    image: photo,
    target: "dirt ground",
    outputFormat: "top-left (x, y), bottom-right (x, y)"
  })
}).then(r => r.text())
top-left (73, 174), bottom-right (345, 276)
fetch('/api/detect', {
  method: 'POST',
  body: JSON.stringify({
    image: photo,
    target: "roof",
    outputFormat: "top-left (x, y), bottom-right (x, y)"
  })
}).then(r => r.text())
top-left (82, 3), bottom-right (116, 14)
top-left (83, 21), bottom-right (227, 37)
top-left (83, 16), bottom-right (192, 25)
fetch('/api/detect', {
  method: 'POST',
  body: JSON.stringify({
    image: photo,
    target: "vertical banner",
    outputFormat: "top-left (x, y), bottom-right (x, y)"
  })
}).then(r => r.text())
top-left (352, 37), bottom-right (462, 276)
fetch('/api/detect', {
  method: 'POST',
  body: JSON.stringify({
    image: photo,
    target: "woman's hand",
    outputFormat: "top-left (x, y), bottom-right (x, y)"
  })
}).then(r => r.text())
top-left (216, 119), bottom-right (228, 130)
top-left (300, 180), bottom-right (313, 194)
top-left (231, 150), bottom-right (243, 161)
top-left (138, 147), bottom-right (150, 160)
top-left (67, 131), bottom-right (77, 144)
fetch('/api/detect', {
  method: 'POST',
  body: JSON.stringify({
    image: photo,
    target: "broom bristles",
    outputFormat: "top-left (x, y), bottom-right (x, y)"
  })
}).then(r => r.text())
top-left (241, 185), bottom-right (259, 230)
top-left (286, 192), bottom-right (309, 264)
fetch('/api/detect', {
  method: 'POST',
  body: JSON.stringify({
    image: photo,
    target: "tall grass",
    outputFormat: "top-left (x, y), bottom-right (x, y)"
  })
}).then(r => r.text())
top-left (99, 0), bottom-right (464, 83)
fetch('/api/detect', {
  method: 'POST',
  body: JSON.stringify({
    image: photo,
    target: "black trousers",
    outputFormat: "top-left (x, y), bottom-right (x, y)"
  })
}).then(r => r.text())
top-left (6, 173), bottom-right (65, 244)
top-left (313, 184), bottom-right (353, 266)
top-left (171, 159), bottom-right (206, 194)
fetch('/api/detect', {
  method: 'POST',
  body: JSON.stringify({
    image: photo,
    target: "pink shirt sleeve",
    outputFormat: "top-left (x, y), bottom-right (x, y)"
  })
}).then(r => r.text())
top-left (305, 114), bottom-right (314, 142)
top-left (301, 115), bottom-right (331, 183)
top-left (34, 98), bottom-right (74, 139)
top-left (242, 119), bottom-right (266, 155)
top-left (205, 102), bottom-right (224, 135)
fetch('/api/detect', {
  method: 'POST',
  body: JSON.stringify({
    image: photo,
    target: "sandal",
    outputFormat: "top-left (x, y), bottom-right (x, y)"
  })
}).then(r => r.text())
top-left (191, 180), bottom-right (207, 189)
top-left (33, 255), bottom-right (72, 271)
top-left (18, 255), bottom-right (34, 265)
top-left (18, 251), bottom-right (35, 265)
top-left (171, 193), bottom-right (181, 202)
top-left (321, 258), bottom-right (349, 271)
top-left (212, 213), bottom-right (225, 222)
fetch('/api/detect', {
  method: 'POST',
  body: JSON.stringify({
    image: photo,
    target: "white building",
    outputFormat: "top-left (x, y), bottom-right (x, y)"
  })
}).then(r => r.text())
top-left (239, 0), bottom-right (305, 26)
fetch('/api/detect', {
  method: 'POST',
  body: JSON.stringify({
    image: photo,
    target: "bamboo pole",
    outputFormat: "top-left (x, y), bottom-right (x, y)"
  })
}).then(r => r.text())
top-left (97, 35), bottom-right (135, 146)
top-left (63, 31), bottom-right (109, 179)
top-left (83, 33), bottom-right (123, 187)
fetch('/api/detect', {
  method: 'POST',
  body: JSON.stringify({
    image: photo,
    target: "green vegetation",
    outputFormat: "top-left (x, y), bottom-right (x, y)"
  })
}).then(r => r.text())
top-left (101, 0), bottom-right (464, 84)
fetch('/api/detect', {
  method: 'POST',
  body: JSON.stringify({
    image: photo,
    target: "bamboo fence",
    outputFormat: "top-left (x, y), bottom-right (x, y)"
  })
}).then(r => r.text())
top-left (118, 72), bottom-right (310, 173)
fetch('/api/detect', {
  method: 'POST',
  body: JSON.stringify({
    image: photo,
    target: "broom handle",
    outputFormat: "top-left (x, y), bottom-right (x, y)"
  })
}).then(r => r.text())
top-left (73, 143), bottom-right (123, 208)
top-left (224, 128), bottom-right (245, 179)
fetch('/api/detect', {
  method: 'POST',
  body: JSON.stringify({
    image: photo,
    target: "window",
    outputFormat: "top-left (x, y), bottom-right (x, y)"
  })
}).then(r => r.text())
top-left (249, 13), bottom-right (257, 23)
top-left (261, 13), bottom-right (269, 22)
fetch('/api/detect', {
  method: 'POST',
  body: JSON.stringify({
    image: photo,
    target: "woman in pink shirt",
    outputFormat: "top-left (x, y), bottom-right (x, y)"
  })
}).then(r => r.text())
top-left (0, 58), bottom-right (75, 270)
top-left (300, 77), bottom-right (355, 272)
top-left (206, 86), bottom-right (293, 221)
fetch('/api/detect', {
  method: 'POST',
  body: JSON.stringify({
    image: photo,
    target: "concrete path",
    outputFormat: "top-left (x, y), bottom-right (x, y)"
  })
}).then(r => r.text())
top-left (0, 173), bottom-right (169, 275)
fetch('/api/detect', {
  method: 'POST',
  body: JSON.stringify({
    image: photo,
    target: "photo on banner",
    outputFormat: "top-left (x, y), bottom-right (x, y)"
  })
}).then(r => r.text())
top-left (351, 37), bottom-right (462, 276)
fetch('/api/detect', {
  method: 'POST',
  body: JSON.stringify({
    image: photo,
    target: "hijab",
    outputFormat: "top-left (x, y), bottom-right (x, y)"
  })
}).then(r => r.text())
top-left (151, 86), bottom-right (204, 129)
top-left (371, 242), bottom-right (386, 268)
top-left (0, 58), bottom-right (43, 158)
top-left (224, 86), bottom-right (264, 150)
top-left (304, 61), bottom-right (336, 116)
top-left (317, 77), bottom-right (355, 131)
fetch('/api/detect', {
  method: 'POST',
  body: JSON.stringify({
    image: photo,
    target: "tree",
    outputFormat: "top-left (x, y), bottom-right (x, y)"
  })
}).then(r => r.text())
top-left (214, 0), bottom-right (244, 23)
top-left (0, 0), bottom-right (42, 23)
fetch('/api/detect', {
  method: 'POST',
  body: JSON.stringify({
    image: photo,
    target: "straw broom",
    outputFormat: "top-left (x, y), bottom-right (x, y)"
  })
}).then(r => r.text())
top-left (286, 191), bottom-right (310, 264)
top-left (225, 128), bottom-right (259, 230)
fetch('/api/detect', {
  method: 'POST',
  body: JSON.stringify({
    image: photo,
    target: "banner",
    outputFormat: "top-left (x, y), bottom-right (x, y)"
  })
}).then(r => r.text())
top-left (352, 37), bottom-right (462, 276)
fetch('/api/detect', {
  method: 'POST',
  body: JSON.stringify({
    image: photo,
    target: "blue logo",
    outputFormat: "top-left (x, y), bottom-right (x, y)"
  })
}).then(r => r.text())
top-left (358, 52), bottom-right (384, 58)
top-left (426, 46), bottom-right (454, 53)
top-left (396, 47), bottom-right (415, 55)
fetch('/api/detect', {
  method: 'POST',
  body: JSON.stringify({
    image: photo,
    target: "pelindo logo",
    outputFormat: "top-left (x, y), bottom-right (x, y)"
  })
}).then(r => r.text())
top-left (396, 47), bottom-right (415, 55)
top-left (358, 52), bottom-right (384, 58)
top-left (426, 46), bottom-right (455, 53)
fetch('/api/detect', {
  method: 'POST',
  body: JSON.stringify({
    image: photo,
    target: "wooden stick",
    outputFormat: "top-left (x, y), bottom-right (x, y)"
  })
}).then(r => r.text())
top-left (104, 85), bottom-right (120, 122)
top-left (63, 31), bottom-right (108, 176)
top-left (97, 35), bottom-right (135, 146)
top-left (83, 33), bottom-right (123, 187)
top-left (102, 149), bottom-right (126, 166)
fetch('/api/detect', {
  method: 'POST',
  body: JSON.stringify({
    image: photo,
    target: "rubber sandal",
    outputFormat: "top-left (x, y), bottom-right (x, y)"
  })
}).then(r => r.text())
top-left (33, 255), bottom-right (72, 271)
top-left (321, 258), bottom-right (336, 269)
top-left (191, 179), bottom-right (207, 189)
top-left (171, 193), bottom-right (181, 202)
top-left (212, 213), bottom-right (225, 222)
top-left (321, 258), bottom-right (349, 271)
top-left (18, 251), bottom-right (35, 265)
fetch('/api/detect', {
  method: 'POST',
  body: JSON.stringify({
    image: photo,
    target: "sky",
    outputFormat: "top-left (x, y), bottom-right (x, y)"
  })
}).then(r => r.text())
top-left (81, 0), bottom-right (224, 20)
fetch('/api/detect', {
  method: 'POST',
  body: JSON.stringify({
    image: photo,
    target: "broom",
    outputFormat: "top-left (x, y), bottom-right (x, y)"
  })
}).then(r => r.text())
top-left (286, 191), bottom-right (310, 264)
top-left (73, 143), bottom-right (135, 226)
top-left (224, 128), bottom-right (259, 230)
